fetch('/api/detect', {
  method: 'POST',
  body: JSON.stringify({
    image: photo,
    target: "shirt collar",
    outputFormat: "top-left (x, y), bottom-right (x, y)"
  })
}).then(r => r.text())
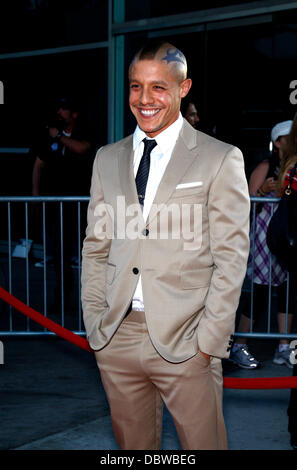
top-left (133, 113), bottom-right (184, 154)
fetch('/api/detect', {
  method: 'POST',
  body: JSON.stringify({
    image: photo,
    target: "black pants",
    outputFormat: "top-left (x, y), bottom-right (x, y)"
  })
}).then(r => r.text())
top-left (242, 276), bottom-right (297, 321)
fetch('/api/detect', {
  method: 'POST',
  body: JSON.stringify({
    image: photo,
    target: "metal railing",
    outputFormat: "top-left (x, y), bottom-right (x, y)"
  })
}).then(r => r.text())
top-left (237, 196), bottom-right (296, 339)
top-left (0, 196), bottom-right (89, 336)
top-left (0, 196), bottom-right (296, 340)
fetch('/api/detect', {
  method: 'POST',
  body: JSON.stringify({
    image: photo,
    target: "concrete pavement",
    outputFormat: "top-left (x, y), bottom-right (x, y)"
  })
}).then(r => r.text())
top-left (0, 254), bottom-right (296, 451)
top-left (0, 335), bottom-right (294, 451)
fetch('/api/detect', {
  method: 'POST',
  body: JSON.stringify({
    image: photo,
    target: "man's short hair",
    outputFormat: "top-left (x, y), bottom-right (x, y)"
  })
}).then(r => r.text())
top-left (137, 40), bottom-right (169, 61)
top-left (131, 40), bottom-right (188, 82)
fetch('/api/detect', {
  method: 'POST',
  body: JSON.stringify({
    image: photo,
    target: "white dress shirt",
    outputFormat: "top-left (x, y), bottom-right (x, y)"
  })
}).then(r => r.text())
top-left (132, 113), bottom-right (184, 311)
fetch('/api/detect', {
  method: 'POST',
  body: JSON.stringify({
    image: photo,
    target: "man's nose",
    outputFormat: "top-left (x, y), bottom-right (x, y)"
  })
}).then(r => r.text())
top-left (139, 87), bottom-right (153, 105)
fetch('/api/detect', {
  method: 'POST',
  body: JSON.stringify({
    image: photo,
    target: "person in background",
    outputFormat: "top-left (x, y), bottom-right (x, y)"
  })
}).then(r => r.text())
top-left (181, 95), bottom-right (200, 129)
top-left (229, 120), bottom-right (295, 370)
top-left (32, 97), bottom-right (93, 311)
top-left (32, 96), bottom-right (92, 198)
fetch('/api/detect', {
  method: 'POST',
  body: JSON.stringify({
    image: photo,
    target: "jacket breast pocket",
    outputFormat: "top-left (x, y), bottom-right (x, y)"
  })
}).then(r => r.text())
top-left (170, 187), bottom-right (205, 199)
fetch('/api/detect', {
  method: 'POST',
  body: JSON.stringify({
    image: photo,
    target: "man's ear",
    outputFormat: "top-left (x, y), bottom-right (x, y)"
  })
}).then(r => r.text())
top-left (72, 111), bottom-right (79, 120)
top-left (180, 78), bottom-right (192, 98)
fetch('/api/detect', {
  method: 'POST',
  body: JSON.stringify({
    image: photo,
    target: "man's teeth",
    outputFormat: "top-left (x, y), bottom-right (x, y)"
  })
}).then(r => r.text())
top-left (140, 109), bottom-right (159, 116)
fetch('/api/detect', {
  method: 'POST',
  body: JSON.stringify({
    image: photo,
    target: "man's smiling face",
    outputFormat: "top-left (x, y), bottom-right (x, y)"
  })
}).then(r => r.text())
top-left (129, 59), bottom-right (191, 138)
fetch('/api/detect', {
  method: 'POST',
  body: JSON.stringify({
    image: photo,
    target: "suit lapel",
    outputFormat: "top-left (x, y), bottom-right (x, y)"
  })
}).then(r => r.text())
top-left (146, 120), bottom-right (198, 227)
top-left (117, 120), bottom-right (199, 227)
top-left (118, 135), bottom-right (139, 207)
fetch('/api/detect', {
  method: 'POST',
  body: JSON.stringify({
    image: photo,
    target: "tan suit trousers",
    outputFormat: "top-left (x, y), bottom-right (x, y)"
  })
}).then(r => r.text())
top-left (94, 310), bottom-right (228, 450)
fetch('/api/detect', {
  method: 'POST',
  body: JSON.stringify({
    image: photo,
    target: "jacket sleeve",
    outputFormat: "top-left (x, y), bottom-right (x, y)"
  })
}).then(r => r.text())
top-left (197, 146), bottom-right (250, 358)
top-left (81, 149), bottom-right (112, 349)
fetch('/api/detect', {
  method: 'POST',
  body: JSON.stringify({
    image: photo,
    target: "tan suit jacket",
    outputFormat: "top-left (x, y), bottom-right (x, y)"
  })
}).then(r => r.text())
top-left (81, 119), bottom-right (250, 362)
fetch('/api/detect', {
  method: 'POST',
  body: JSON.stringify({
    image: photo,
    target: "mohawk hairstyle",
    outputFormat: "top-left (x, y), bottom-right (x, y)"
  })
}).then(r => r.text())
top-left (131, 40), bottom-right (188, 82)
top-left (137, 40), bottom-right (168, 61)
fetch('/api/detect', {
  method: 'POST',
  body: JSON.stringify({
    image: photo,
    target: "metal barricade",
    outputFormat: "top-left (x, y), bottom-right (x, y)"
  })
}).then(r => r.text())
top-left (0, 196), bottom-right (89, 336)
top-left (237, 196), bottom-right (296, 340)
top-left (0, 196), bottom-right (295, 340)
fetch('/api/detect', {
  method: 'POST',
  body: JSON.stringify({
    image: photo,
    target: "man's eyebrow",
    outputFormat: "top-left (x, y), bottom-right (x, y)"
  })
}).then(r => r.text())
top-left (151, 80), bottom-right (168, 86)
top-left (129, 79), bottom-right (168, 86)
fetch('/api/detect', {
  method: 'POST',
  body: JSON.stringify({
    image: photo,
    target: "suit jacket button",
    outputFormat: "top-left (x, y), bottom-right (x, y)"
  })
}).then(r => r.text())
top-left (227, 346), bottom-right (231, 352)
top-left (133, 267), bottom-right (139, 275)
top-left (143, 229), bottom-right (149, 236)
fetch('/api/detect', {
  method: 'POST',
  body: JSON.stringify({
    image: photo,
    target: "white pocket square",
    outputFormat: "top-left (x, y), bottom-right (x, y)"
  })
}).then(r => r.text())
top-left (176, 181), bottom-right (203, 189)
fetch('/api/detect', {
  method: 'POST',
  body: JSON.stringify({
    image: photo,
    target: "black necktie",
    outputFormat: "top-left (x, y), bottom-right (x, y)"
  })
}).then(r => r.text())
top-left (135, 138), bottom-right (157, 206)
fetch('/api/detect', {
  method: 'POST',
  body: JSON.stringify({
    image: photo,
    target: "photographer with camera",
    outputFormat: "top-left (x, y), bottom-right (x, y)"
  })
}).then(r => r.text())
top-left (32, 97), bottom-right (93, 312)
top-left (32, 97), bottom-right (92, 197)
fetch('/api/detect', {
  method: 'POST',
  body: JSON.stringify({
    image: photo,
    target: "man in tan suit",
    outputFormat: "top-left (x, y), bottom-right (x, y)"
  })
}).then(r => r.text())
top-left (81, 41), bottom-right (250, 450)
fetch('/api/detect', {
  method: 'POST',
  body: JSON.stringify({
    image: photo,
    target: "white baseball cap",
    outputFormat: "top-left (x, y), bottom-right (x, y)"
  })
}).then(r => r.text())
top-left (271, 120), bottom-right (293, 143)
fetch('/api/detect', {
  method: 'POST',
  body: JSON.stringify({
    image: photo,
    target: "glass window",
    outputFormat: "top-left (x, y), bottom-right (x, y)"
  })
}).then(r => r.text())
top-left (0, 47), bottom-right (107, 197)
top-left (0, 0), bottom-right (108, 54)
top-left (0, 48), bottom-right (107, 147)
top-left (125, 0), bottom-right (264, 21)
top-left (207, 18), bottom-right (297, 174)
